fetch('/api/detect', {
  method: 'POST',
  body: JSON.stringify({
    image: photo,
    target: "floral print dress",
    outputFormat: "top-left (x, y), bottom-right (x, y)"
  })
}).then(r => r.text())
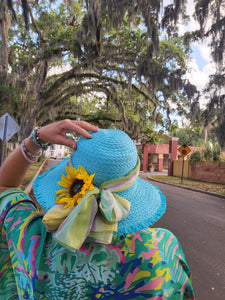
top-left (0, 189), bottom-right (195, 299)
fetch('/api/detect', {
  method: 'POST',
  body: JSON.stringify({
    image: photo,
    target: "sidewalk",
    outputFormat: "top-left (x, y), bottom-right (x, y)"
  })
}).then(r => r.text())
top-left (139, 171), bottom-right (167, 179)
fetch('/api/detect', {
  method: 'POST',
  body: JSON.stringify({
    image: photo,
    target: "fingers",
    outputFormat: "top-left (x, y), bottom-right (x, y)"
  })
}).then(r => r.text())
top-left (76, 120), bottom-right (98, 132)
top-left (52, 134), bottom-right (77, 150)
top-left (60, 119), bottom-right (98, 149)
top-left (62, 119), bottom-right (98, 139)
top-left (37, 119), bottom-right (98, 150)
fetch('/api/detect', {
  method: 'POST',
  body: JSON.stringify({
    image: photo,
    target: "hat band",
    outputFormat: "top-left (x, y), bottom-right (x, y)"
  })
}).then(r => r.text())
top-left (68, 156), bottom-right (140, 192)
top-left (43, 158), bottom-right (140, 251)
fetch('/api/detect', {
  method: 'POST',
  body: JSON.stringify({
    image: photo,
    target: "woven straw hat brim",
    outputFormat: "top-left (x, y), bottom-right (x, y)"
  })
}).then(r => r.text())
top-left (33, 158), bottom-right (166, 236)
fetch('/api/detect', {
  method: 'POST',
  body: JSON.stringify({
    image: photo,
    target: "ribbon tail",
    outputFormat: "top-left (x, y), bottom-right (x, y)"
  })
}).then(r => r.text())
top-left (88, 231), bottom-right (113, 244)
top-left (42, 204), bottom-right (74, 232)
top-left (99, 190), bottom-right (130, 223)
top-left (53, 189), bottom-right (99, 251)
top-left (88, 212), bottom-right (118, 244)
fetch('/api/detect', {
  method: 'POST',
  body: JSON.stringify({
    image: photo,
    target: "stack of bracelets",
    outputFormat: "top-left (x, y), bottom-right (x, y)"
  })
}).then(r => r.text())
top-left (20, 126), bottom-right (51, 163)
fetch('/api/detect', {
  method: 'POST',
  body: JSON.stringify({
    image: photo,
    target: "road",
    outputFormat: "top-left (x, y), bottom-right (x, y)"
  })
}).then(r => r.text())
top-left (148, 180), bottom-right (225, 300)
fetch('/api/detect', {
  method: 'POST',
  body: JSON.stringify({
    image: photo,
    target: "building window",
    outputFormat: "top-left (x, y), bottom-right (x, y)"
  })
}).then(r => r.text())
top-left (153, 155), bottom-right (158, 164)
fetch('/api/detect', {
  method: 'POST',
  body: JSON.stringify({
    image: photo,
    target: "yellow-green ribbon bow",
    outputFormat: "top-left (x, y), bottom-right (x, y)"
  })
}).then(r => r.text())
top-left (42, 159), bottom-right (140, 252)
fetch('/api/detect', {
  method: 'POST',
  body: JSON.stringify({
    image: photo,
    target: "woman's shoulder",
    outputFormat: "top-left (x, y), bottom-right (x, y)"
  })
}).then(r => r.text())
top-left (109, 227), bottom-right (180, 254)
top-left (136, 227), bottom-right (178, 242)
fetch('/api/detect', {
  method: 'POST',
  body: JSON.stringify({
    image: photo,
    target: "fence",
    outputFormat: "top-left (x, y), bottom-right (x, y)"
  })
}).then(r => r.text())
top-left (173, 160), bottom-right (225, 184)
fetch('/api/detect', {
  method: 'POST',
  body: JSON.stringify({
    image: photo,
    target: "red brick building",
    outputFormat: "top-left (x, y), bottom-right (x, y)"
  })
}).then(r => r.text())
top-left (141, 136), bottom-right (202, 175)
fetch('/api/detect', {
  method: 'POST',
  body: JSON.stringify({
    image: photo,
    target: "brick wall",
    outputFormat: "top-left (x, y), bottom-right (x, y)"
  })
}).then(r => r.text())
top-left (173, 160), bottom-right (225, 184)
top-left (190, 162), bottom-right (225, 184)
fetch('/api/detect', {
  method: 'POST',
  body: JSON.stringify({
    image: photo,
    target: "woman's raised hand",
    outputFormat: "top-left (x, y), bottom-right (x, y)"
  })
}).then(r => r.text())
top-left (38, 119), bottom-right (98, 149)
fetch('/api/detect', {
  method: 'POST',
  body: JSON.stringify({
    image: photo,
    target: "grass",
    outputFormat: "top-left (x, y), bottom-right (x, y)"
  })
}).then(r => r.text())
top-left (21, 160), bottom-right (43, 190)
top-left (149, 175), bottom-right (225, 196)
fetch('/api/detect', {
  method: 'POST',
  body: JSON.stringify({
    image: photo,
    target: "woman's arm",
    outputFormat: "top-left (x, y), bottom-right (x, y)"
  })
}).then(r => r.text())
top-left (0, 119), bottom-right (98, 193)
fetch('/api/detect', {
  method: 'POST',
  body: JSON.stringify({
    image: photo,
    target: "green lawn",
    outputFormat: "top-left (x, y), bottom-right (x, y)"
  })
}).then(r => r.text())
top-left (21, 160), bottom-right (43, 190)
top-left (149, 175), bottom-right (225, 196)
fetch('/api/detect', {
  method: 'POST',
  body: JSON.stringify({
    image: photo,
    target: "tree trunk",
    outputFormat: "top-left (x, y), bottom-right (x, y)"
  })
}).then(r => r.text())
top-left (0, 1), bottom-right (9, 83)
top-left (204, 127), bottom-right (208, 143)
top-left (21, 60), bottom-right (49, 140)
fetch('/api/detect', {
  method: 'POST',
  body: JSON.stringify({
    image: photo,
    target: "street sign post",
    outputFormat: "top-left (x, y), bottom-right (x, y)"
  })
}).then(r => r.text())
top-left (178, 143), bottom-right (191, 183)
top-left (0, 113), bottom-right (20, 166)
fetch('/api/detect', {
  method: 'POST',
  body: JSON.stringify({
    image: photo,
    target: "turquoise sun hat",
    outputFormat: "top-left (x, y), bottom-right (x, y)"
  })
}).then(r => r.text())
top-left (33, 129), bottom-right (166, 237)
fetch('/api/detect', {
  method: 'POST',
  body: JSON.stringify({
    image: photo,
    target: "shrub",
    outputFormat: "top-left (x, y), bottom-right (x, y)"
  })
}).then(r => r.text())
top-left (202, 146), bottom-right (213, 161)
top-left (212, 144), bottom-right (221, 162)
top-left (138, 150), bottom-right (143, 159)
top-left (189, 151), bottom-right (202, 163)
top-left (189, 144), bottom-right (222, 163)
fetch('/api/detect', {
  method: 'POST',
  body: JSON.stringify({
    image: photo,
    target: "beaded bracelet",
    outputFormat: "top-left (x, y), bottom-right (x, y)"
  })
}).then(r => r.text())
top-left (30, 126), bottom-right (51, 150)
top-left (21, 140), bottom-right (40, 163)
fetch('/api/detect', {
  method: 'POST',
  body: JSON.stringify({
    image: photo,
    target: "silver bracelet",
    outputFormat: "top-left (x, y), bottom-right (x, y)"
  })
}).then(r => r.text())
top-left (30, 126), bottom-right (51, 150)
top-left (21, 140), bottom-right (41, 163)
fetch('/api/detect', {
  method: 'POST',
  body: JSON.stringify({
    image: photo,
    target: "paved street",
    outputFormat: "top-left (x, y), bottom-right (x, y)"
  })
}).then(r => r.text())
top-left (40, 158), bottom-right (61, 173)
top-left (147, 180), bottom-right (225, 300)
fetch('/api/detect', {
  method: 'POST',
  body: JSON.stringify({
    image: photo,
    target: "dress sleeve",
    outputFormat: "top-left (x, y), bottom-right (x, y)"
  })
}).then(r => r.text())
top-left (0, 188), bottom-right (39, 238)
top-left (160, 228), bottom-right (195, 299)
top-left (129, 228), bottom-right (195, 299)
top-left (0, 189), bottom-right (43, 299)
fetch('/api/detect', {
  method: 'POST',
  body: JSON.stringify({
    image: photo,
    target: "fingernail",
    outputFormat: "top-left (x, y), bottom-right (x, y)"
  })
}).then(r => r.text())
top-left (72, 144), bottom-right (76, 150)
top-left (94, 126), bottom-right (98, 131)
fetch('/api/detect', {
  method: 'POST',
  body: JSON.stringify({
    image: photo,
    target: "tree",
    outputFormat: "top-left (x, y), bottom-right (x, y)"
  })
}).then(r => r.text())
top-left (170, 125), bottom-right (205, 146)
top-left (190, 0), bottom-right (225, 149)
top-left (0, 0), bottom-right (31, 82)
top-left (0, 0), bottom-right (195, 142)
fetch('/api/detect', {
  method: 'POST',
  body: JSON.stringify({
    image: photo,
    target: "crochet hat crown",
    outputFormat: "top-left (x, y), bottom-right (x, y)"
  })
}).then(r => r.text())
top-left (71, 129), bottom-right (137, 186)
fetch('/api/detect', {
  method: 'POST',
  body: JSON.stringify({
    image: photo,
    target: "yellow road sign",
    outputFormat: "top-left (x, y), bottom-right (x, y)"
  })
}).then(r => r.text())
top-left (178, 143), bottom-right (191, 157)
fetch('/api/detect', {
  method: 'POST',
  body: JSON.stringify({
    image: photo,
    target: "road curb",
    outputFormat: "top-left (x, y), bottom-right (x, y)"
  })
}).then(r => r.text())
top-left (148, 176), bottom-right (225, 200)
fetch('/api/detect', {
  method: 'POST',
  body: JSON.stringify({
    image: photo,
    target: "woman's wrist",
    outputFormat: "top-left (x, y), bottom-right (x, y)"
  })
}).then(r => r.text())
top-left (20, 138), bottom-right (41, 164)
top-left (24, 138), bottom-right (42, 156)
top-left (20, 126), bottom-right (51, 164)
top-left (30, 126), bottom-right (51, 150)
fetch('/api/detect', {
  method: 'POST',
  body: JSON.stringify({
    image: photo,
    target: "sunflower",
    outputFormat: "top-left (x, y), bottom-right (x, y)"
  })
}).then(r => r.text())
top-left (55, 165), bottom-right (95, 209)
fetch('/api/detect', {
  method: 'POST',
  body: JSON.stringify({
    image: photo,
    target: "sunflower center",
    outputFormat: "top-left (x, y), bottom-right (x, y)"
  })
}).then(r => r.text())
top-left (69, 179), bottom-right (84, 197)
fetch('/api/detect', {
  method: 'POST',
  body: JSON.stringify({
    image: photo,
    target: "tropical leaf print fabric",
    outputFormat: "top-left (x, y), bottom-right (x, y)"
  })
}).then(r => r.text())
top-left (0, 189), bottom-right (195, 299)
